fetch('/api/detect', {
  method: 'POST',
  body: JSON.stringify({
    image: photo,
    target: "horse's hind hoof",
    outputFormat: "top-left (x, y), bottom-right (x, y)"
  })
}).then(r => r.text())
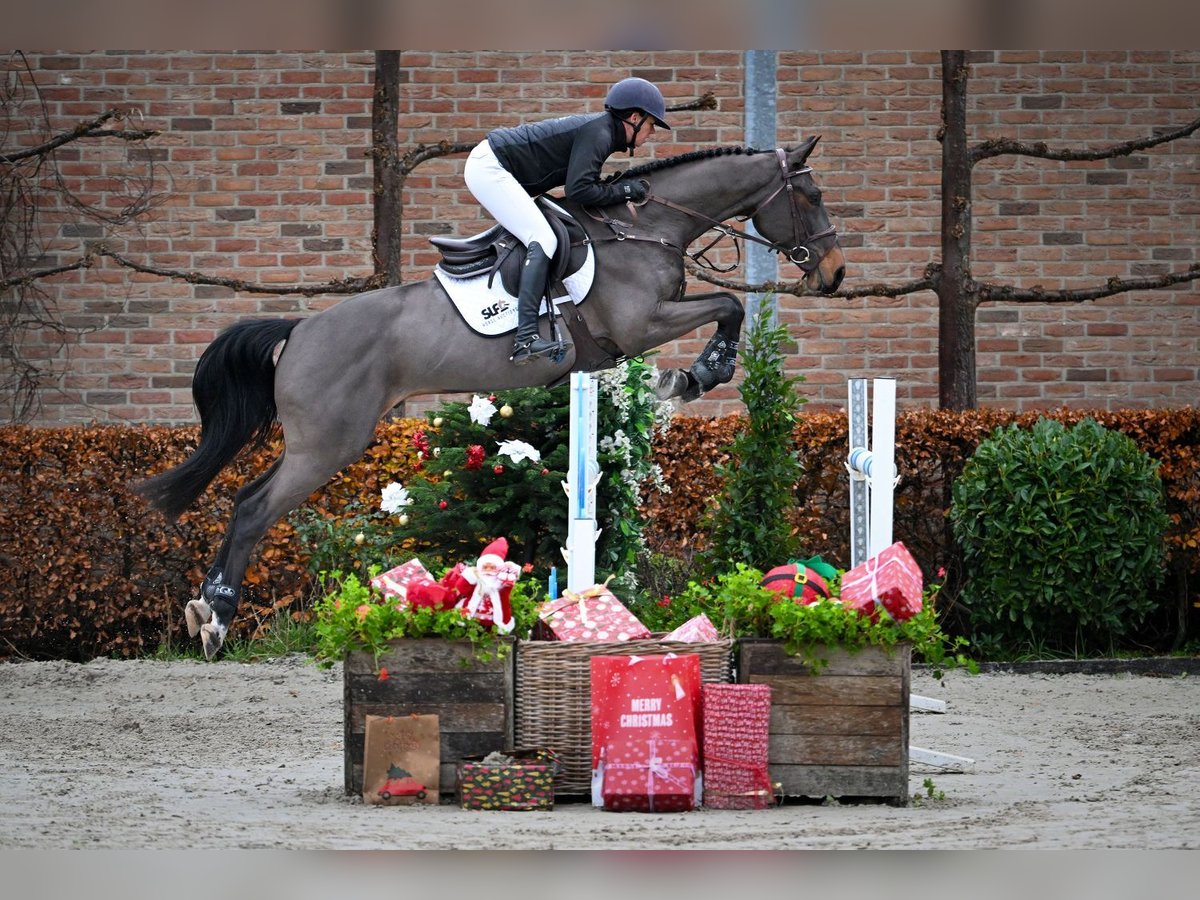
top-left (199, 623), bottom-right (226, 661)
top-left (185, 599), bottom-right (212, 638)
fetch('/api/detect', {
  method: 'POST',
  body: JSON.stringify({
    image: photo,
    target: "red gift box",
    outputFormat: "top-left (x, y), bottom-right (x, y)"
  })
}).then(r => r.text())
top-left (591, 654), bottom-right (701, 812)
top-left (534, 585), bottom-right (650, 642)
top-left (839, 541), bottom-right (924, 622)
top-left (663, 613), bottom-right (719, 643)
top-left (702, 683), bottom-right (773, 810)
top-left (370, 558), bottom-right (433, 603)
top-left (601, 737), bottom-right (698, 812)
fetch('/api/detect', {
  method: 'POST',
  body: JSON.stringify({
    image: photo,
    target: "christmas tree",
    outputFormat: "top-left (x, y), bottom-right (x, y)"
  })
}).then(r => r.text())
top-left (384, 358), bottom-right (670, 594)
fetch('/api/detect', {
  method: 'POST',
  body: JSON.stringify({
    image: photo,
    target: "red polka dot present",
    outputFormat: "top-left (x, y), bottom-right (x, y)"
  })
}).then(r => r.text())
top-left (533, 583), bottom-right (651, 643)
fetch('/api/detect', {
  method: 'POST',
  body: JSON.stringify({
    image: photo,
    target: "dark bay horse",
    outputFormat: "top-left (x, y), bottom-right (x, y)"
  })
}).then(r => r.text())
top-left (136, 136), bottom-right (845, 658)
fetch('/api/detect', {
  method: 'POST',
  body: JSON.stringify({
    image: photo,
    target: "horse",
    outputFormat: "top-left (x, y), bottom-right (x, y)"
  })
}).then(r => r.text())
top-left (135, 135), bottom-right (845, 659)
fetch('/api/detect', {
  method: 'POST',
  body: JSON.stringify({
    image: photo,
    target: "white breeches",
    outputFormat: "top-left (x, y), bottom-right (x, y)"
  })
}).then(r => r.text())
top-left (463, 140), bottom-right (558, 256)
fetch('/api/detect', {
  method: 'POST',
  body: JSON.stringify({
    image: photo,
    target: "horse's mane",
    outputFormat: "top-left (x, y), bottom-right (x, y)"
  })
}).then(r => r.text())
top-left (604, 146), bottom-right (770, 183)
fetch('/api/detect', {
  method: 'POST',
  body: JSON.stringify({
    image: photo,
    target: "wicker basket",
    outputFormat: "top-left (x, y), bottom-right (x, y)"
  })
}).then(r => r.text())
top-left (514, 637), bottom-right (734, 796)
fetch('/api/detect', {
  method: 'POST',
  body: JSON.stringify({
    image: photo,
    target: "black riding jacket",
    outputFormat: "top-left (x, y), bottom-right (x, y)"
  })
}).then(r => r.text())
top-left (486, 111), bottom-right (634, 207)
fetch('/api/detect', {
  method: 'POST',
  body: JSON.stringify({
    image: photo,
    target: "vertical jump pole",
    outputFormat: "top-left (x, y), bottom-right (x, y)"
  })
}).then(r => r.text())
top-left (847, 377), bottom-right (897, 567)
top-left (564, 372), bottom-right (599, 592)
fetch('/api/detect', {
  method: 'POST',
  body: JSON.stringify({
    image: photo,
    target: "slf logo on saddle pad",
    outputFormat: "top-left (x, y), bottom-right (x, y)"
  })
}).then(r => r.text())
top-left (433, 248), bottom-right (594, 337)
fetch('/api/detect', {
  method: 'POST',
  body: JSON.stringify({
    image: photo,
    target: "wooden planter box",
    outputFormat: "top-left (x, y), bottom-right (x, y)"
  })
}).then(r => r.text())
top-left (737, 640), bottom-right (910, 805)
top-left (343, 638), bottom-right (514, 797)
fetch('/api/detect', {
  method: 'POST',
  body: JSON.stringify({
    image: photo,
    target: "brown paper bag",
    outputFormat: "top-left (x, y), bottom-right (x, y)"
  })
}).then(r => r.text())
top-left (362, 713), bottom-right (440, 805)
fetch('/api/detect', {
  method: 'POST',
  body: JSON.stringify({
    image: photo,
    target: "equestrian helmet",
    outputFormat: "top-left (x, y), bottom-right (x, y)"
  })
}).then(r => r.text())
top-left (604, 77), bottom-right (671, 130)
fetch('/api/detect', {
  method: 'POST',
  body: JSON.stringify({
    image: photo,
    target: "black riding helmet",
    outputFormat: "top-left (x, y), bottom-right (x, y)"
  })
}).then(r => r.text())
top-left (604, 77), bottom-right (671, 130)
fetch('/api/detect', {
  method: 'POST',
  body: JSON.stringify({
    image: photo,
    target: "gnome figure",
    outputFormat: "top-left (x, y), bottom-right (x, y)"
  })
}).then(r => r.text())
top-left (458, 537), bottom-right (521, 633)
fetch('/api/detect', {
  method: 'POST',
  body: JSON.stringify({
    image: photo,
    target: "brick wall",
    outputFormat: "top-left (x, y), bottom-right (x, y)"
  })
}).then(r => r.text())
top-left (6, 50), bottom-right (1198, 424)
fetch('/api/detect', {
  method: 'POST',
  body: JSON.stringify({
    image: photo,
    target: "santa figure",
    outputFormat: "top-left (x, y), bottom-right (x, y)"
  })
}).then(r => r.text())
top-left (458, 537), bottom-right (521, 634)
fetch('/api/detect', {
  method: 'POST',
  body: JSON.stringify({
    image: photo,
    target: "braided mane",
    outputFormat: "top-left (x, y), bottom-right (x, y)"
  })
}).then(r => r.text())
top-left (605, 146), bottom-right (770, 183)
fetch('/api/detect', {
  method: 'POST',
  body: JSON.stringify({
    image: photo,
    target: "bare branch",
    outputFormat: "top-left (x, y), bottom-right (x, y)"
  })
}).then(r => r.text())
top-left (0, 256), bottom-right (93, 291)
top-left (668, 92), bottom-right (717, 113)
top-left (971, 115), bottom-right (1200, 164)
top-left (94, 247), bottom-right (381, 296)
top-left (683, 258), bottom-right (937, 299)
top-left (0, 110), bottom-right (160, 164)
top-left (977, 265), bottom-right (1200, 304)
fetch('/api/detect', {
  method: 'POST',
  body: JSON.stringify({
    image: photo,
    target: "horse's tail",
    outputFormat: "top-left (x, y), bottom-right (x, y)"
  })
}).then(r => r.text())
top-left (134, 318), bottom-right (300, 520)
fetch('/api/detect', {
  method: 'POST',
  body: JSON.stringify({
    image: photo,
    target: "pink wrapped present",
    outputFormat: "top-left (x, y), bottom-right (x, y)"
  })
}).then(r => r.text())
top-left (533, 585), bottom-right (650, 642)
top-left (839, 541), bottom-right (924, 622)
top-left (663, 613), bottom-right (720, 643)
top-left (369, 558), bottom-right (433, 603)
top-left (702, 683), bottom-right (773, 809)
top-left (601, 737), bottom-right (699, 812)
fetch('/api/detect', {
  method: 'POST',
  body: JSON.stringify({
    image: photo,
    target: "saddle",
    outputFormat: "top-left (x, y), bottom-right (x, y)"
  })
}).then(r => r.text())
top-left (429, 196), bottom-right (590, 297)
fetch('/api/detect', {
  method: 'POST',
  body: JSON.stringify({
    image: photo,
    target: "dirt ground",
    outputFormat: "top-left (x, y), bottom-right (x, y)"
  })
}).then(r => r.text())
top-left (1, 654), bottom-right (1197, 850)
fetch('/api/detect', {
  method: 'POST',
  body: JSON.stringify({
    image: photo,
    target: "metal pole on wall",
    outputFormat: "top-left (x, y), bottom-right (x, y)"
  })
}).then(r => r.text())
top-left (847, 377), bottom-right (897, 567)
top-left (744, 50), bottom-right (778, 325)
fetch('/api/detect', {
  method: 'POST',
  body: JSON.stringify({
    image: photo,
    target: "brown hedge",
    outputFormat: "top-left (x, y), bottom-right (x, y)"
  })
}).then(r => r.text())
top-left (1, 408), bottom-right (1196, 659)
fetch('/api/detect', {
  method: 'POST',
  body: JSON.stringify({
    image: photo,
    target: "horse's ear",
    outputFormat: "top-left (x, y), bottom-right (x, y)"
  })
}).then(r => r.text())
top-left (795, 135), bottom-right (821, 165)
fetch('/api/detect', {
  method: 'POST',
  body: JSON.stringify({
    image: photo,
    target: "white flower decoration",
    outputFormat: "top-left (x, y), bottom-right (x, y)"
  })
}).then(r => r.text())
top-left (496, 439), bottom-right (541, 465)
top-left (380, 481), bottom-right (412, 514)
top-left (468, 394), bottom-right (497, 427)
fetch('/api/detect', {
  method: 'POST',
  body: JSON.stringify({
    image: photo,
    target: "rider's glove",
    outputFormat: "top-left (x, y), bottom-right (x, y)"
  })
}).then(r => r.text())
top-left (621, 180), bottom-right (648, 203)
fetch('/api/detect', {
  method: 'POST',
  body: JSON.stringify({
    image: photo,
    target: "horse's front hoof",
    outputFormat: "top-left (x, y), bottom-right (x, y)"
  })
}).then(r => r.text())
top-left (185, 598), bottom-right (212, 638)
top-left (680, 376), bottom-right (704, 402)
top-left (654, 369), bottom-right (689, 400)
top-left (199, 622), bottom-right (226, 660)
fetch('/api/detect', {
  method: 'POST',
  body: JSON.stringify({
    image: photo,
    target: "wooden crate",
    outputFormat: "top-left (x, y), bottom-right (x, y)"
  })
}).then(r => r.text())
top-left (515, 637), bottom-right (734, 796)
top-left (343, 638), bottom-right (514, 797)
top-left (737, 640), bottom-right (910, 805)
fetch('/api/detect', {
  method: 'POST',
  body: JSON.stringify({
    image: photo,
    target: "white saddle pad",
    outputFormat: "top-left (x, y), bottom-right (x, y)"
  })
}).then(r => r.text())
top-left (433, 245), bottom-right (595, 337)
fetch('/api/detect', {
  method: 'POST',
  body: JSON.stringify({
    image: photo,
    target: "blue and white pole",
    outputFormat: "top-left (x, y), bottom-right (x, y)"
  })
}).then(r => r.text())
top-left (564, 372), bottom-right (600, 591)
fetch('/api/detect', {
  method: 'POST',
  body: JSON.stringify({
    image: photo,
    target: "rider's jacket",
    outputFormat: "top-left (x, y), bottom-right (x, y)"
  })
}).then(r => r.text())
top-left (486, 111), bottom-right (634, 207)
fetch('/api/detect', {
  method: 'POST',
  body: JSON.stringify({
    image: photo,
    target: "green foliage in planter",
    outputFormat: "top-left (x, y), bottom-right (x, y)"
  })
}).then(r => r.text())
top-left (312, 568), bottom-right (542, 667)
top-left (673, 563), bottom-right (973, 675)
top-left (949, 417), bottom-right (1170, 655)
top-left (701, 302), bottom-right (806, 574)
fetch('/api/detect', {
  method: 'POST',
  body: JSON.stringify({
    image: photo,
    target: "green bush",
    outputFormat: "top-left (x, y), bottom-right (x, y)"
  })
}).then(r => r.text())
top-left (949, 417), bottom-right (1170, 655)
top-left (700, 302), bottom-right (806, 574)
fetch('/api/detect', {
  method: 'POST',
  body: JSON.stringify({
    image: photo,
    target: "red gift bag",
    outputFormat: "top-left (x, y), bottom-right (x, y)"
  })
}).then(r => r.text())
top-left (590, 654), bottom-right (702, 812)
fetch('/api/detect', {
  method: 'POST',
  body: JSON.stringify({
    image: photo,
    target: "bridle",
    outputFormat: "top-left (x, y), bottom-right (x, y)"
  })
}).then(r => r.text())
top-left (638, 147), bottom-right (839, 274)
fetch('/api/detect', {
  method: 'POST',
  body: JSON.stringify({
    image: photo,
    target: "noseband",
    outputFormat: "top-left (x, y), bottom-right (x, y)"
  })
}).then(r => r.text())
top-left (636, 147), bottom-right (838, 274)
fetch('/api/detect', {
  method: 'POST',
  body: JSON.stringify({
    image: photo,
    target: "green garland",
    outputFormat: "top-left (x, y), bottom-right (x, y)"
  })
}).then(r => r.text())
top-left (313, 567), bottom-right (542, 668)
top-left (672, 563), bottom-right (974, 676)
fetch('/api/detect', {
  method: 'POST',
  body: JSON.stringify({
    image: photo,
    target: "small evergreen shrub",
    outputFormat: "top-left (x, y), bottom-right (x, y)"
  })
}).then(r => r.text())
top-left (700, 302), bottom-right (806, 574)
top-left (949, 417), bottom-right (1170, 655)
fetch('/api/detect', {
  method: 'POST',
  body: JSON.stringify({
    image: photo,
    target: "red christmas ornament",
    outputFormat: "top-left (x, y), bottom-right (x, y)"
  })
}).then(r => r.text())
top-left (377, 667), bottom-right (390, 682)
top-left (465, 444), bottom-right (485, 470)
top-left (493, 464), bottom-right (504, 475)
top-left (438, 499), bottom-right (448, 509)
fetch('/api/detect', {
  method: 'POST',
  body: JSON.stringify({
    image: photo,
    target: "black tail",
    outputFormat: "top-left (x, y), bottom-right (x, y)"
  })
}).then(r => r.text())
top-left (135, 318), bottom-right (300, 520)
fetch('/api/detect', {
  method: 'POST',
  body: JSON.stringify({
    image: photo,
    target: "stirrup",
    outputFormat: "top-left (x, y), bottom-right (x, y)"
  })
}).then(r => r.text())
top-left (511, 335), bottom-right (568, 365)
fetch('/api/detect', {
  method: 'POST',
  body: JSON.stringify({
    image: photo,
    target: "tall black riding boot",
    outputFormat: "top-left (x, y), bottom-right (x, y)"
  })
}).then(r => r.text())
top-left (511, 241), bottom-right (569, 365)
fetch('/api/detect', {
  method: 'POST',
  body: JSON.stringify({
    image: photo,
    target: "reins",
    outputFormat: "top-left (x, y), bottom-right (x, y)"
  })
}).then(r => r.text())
top-left (577, 148), bottom-right (837, 274)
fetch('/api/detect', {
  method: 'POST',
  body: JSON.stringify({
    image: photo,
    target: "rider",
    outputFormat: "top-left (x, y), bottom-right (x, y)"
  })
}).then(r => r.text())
top-left (464, 76), bottom-right (671, 365)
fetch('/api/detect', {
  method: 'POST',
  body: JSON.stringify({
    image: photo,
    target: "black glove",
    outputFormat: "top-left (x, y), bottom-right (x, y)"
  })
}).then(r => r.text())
top-left (621, 180), bottom-right (648, 203)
